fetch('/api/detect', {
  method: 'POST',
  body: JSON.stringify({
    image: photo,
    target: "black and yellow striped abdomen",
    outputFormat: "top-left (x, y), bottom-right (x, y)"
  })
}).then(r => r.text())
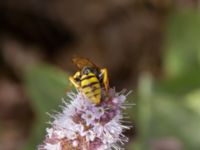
top-left (80, 73), bottom-right (101, 104)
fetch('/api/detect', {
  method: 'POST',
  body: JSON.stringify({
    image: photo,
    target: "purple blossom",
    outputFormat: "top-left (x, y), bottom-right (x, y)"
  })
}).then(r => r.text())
top-left (81, 110), bottom-right (96, 126)
top-left (39, 88), bottom-right (132, 150)
top-left (92, 107), bottom-right (105, 119)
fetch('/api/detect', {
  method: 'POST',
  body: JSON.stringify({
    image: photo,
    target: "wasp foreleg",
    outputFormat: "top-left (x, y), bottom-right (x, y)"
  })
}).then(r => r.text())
top-left (100, 68), bottom-right (109, 91)
top-left (69, 76), bottom-right (81, 90)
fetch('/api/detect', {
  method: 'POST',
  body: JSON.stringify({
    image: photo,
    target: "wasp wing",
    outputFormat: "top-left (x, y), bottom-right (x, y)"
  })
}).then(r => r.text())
top-left (72, 56), bottom-right (98, 69)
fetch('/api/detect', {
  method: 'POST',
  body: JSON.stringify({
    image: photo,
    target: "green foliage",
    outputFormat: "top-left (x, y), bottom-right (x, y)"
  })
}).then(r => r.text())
top-left (155, 70), bottom-right (200, 95)
top-left (164, 10), bottom-right (200, 77)
top-left (128, 72), bottom-right (200, 150)
top-left (128, 10), bottom-right (200, 150)
top-left (23, 64), bottom-right (70, 150)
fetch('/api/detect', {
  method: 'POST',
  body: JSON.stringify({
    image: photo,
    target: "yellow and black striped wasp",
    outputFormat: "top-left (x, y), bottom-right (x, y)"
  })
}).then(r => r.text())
top-left (69, 57), bottom-right (109, 105)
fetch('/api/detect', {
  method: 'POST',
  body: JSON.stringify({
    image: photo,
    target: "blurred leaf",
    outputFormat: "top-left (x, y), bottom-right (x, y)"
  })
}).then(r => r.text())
top-left (127, 140), bottom-right (141, 150)
top-left (23, 64), bottom-right (70, 150)
top-left (164, 10), bottom-right (200, 77)
top-left (135, 89), bottom-right (200, 150)
top-left (155, 70), bottom-right (200, 95)
top-left (137, 73), bottom-right (154, 140)
top-left (135, 72), bottom-right (200, 150)
top-left (152, 95), bottom-right (200, 150)
top-left (185, 89), bottom-right (200, 115)
top-left (132, 10), bottom-right (200, 150)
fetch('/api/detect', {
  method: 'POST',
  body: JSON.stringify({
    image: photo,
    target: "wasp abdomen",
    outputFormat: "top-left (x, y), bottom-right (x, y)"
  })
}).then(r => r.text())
top-left (81, 73), bottom-right (101, 104)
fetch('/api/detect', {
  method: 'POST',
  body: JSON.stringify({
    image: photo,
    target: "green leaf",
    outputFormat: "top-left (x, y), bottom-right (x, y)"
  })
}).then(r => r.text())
top-left (152, 95), bottom-right (200, 150)
top-left (133, 10), bottom-right (200, 150)
top-left (185, 89), bottom-right (200, 116)
top-left (164, 10), bottom-right (200, 77)
top-left (155, 70), bottom-right (200, 95)
top-left (134, 72), bottom-right (200, 150)
top-left (23, 64), bottom-right (70, 150)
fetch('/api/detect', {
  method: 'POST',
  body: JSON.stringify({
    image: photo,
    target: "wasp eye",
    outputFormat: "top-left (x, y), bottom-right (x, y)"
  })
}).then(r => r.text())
top-left (83, 68), bottom-right (91, 75)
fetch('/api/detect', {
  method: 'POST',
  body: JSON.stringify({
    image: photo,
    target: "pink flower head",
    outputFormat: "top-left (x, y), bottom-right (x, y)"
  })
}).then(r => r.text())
top-left (39, 88), bottom-right (132, 150)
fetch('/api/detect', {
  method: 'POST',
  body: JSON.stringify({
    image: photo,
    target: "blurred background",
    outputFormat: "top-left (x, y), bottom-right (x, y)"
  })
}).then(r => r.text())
top-left (0, 0), bottom-right (200, 150)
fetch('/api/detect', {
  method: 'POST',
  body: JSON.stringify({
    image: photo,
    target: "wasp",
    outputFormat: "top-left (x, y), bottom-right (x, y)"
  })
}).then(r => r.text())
top-left (69, 57), bottom-right (109, 105)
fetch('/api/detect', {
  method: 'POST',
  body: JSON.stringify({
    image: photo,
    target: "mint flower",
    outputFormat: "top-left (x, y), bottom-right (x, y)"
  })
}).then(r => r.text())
top-left (81, 110), bottom-right (96, 126)
top-left (38, 88), bottom-right (132, 150)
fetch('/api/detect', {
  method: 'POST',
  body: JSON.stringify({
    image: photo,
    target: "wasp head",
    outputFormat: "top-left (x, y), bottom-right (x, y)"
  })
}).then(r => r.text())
top-left (81, 66), bottom-right (100, 76)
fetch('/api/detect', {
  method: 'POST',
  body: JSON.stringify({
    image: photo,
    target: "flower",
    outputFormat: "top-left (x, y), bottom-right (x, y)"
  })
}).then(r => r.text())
top-left (81, 110), bottom-right (95, 126)
top-left (39, 88), bottom-right (132, 150)
top-left (72, 140), bottom-right (78, 147)
top-left (84, 130), bottom-right (96, 142)
top-left (92, 107), bottom-right (105, 119)
top-left (44, 143), bottom-right (61, 150)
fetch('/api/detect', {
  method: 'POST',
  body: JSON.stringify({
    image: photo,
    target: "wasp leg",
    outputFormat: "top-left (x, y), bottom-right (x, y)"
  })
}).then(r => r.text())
top-left (100, 68), bottom-right (109, 91)
top-left (69, 76), bottom-right (81, 90)
top-left (73, 71), bottom-right (81, 79)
